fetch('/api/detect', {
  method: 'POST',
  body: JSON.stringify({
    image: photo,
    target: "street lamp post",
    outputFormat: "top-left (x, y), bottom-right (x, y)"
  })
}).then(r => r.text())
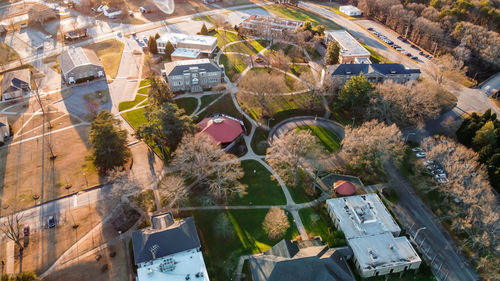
top-left (414, 226), bottom-right (427, 241)
top-left (405, 132), bottom-right (415, 143)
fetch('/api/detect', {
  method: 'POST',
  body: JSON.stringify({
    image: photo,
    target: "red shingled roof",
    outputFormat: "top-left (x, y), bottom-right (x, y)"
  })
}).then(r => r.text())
top-left (333, 180), bottom-right (356, 196)
top-left (198, 116), bottom-right (243, 144)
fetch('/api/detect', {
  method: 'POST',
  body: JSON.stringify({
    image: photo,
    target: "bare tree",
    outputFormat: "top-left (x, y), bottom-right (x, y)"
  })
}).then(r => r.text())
top-left (341, 120), bottom-right (405, 174)
top-left (263, 207), bottom-right (290, 239)
top-left (238, 70), bottom-right (284, 118)
top-left (1, 212), bottom-right (25, 273)
top-left (158, 175), bottom-right (187, 207)
top-left (269, 50), bottom-right (291, 73)
top-left (425, 54), bottom-right (469, 85)
top-left (266, 130), bottom-right (323, 187)
top-left (172, 134), bottom-right (246, 203)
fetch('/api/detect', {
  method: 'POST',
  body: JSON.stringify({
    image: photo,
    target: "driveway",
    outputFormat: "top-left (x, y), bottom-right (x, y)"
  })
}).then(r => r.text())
top-left (269, 116), bottom-right (345, 141)
top-left (55, 80), bottom-right (110, 117)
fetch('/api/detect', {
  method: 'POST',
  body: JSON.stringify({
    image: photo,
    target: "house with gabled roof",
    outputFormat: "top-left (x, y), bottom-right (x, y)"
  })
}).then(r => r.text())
top-left (162, 59), bottom-right (224, 93)
top-left (132, 214), bottom-right (209, 281)
top-left (58, 47), bottom-right (105, 84)
top-left (249, 239), bottom-right (356, 281)
top-left (1, 69), bottom-right (31, 100)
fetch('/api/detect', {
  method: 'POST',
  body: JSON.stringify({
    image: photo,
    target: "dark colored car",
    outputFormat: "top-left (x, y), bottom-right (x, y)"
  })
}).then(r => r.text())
top-left (23, 225), bottom-right (30, 236)
top-left (367, 27), bottom-right (374, 31)
top-left (48, 216), bottom-right (55, 228)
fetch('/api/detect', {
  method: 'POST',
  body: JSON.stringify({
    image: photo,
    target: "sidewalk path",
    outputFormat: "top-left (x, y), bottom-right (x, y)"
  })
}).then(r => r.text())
top-left (269, 116), bottom-right (345, 142)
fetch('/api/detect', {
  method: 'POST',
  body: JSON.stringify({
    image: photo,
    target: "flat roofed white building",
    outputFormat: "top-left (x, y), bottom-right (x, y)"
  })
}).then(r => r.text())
top-left (324, 30), bottom-right (371, 64)
top-left (326, 194), bottom-right (420, 278)
top-left (136, 248), bottom-right (209, 281)
top-left (171, 48), bottom-right (202, 61)
top-left (339, 5), bottom-right (362, 17)
top-left (349, 233), bottom-right (421, 277)
top-left (326, 194), bottom-right (400, 239)
top-left (156, 32), bottom-right (217, 55)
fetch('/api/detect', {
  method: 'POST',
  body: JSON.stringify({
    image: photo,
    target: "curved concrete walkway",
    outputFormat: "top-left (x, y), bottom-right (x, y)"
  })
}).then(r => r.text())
top-left (269, 116), bottom-right (345, 142)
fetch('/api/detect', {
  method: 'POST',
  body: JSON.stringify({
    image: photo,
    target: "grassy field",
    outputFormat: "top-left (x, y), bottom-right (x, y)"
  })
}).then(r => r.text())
top-left (299, 207), bottom-right (347, 246)
top-left (230, 160), bottom-right (286, 206)
top-left (263, 4), bottom-right (342, 30)
top-left (189, 209), bottom-right (299, 280)
top-left (121, 107), bottom-right (147, 129)
top-left (287, 182), bottom-right (320, 204)
top-left (305, 45), bottom-right (321, 60)
top-left (197, 94), bottom-right (251, 131)
top-left (239, 68), bottom-right (308, 94)
top-left (224, 40), bottom-right (269, 55)
top-left (0, 43), bottom-right (19, 65)
top-left (236, 91), bottom-right (325, 127)
top-left (87, 39), bottom-right (124, 79)
top-left (139, 79), bottom-right (150, 87)
top-left (219, 53), bottom-right (247, 82)
top-left (297, 125), bottom-right (341, 151)
top-left (215, 30), bottom-right (240, 48)
top-left (174, 97), bottom-right (198, 115)
top-left (268, 43), bottom-right (308, 63)
top-left (361, 43), bottom-right (392, 64)
top-left (118, 95), bottom-right (147, 111)
top-left (137, 87), bottom-right (149, 95)
top-left (250, 127), bottom-right (269, 155)
top-left (200, 94), bottom-right (222, 109)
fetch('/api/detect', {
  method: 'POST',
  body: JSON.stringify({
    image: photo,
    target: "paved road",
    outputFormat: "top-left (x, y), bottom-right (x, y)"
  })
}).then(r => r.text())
top-left (269, 116), bottom-right (345, 141)
top-left (480, 72), bottom-right (500, 96)
top-left (384, 161), bottom-right (479, 281)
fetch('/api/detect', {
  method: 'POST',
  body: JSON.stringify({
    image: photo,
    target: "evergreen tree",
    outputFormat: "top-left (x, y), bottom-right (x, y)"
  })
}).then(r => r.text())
top-left (164, 41), bottom-right (175, 61)
top-left (148, 36), bottom-right (158, 54)
top-left (89, 111), bottom-right (130, 174)
top-left (338, 74), bottom-right (373, 117)
top-left (136, 103), bottom-right (197, 159)
top-left (200, 23), bottom-right (208, 35)
top-left (148, 76), bottom-right (174, 107)
top-left (324, 41), bottom-right (341, 65)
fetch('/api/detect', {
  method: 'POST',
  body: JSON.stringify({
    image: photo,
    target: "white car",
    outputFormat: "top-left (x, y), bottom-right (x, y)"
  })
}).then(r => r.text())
top-left (423, 160), bottom-right (434, 166)
top-left (416, 152), bottom-right (427, 158)
top-left (434, 173), bottom-right (447, 179)
top-left (411, 147), bottom-right (423, 152)
top-left (437, 177), bottom-right (449, 184)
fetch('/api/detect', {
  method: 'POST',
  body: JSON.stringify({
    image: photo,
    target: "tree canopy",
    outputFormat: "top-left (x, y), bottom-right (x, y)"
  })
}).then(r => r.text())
top-left (200, 23), bottom-right (208, 35)
top-left (324, 41), bottom-right (340, 65)
top-left (89, 111), bottom-right (130, 174)
top-left (147, 76), bottom-right (174, 107)
top-left (338, 74), bottom-right (373, 117)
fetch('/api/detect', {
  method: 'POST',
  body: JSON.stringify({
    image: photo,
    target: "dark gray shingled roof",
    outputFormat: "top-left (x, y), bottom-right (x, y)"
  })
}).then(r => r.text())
top-left (163, 58), bottom-right (221, 77)
top-left (330, 63), bottom-right (420, 76)
top-left (132, 217), bottom-right (200, 265)
top-left (250, 240), bottom-right (356, 281)
top-left (58, 47), bottom-right (103, 76)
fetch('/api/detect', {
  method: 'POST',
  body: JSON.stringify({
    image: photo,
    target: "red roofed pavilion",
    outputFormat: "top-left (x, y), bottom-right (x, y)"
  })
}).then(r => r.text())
top-left (198, 114), bottom-right (244, 149)
top-left (333, 180), bottom-right (356, 196)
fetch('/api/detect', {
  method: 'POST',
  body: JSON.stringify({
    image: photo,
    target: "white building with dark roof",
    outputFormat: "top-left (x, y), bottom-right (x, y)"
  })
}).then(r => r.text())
top-left (162, 59), bottom-right (224, 92)
top-left (326, 194), bottom-right (421, 277)
top-left (58, 47), bottom-right (104, 84)
top-left (324, 30), bottom-right (371, 64)
top-left (132, 214), bottom-right (209, 281)
top-left (1, 69), bottom-right (31, 100)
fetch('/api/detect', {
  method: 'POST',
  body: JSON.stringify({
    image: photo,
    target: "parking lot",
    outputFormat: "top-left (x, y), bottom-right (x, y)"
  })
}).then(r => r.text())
top-left (356, 20), bottom-right (432, 64)
top-left (412, 146), bottom-right (451, 184)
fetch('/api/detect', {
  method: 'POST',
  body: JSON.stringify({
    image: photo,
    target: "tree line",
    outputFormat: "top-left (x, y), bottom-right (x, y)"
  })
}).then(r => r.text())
top-left (355, 0), bottom-right (500, 80)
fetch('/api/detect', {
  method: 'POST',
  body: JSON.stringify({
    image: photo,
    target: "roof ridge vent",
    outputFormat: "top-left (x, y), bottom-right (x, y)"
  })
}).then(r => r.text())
top-left (212, 117), bottom-right (224, 124)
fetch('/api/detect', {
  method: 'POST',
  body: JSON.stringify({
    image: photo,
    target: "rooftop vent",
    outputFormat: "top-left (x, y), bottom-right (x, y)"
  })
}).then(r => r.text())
top-left (212, 117), bottom-right (224, 124)
top-left (368, 249), bottom-right (378, 260)
top-left (150, 244), bottom-right (160, 260)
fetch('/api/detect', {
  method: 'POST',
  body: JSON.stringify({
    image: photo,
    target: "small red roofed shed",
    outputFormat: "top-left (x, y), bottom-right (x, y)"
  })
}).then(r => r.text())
top-left (333, 180), bottom-right (356, 196)
top-left (198, 114), bottom-right (244, 145)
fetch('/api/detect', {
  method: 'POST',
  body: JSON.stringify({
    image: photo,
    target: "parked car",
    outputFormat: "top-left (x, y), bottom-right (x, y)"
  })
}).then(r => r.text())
top-left (23, 225), bottom-right (30, 236)
top-left (128, 10), bottom-right (134, 16)
top-left (411, 147), bottom-right (423, 152)
top-left (423, 160), bottom-right (434, 166)
top-left (367, 27), bottom-right (374, 31)
top-left (143, 37), bottom-right (148, 43)
top-left (411, 56), bottom-right (418, 60)
top-left (48, 216), bottom-right (55, 228)
top-left (416, 152), bottom-right (427, 158)
top-left (117, 32), bottom-right (122, 38)
top-left (434, 173), bottom-right (447, 179)
top-left (437, 177), bottom-right (449, 184)
top-left (411, 44), bottom-right (419, 50)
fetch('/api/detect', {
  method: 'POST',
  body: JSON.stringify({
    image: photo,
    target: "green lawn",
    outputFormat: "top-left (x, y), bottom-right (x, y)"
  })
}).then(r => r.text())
top-left (87, 39), bottom-right (124, 79)
top-left (305, 45), bottom-right (321, 60)
top-left (121, 107), bottom-right (147, 129)
top-left (263, 4), bottom-right (342, 30)
top-left (287, 183), bottom-right (317, 204)
top-left (230, 160), bottom-right (286, 206)
top-left (200, 93), bottom-right (222, 109)
top-left (137, 87), bottom-right (150, 95)
top-left (118, 95), bottom-right (147, 111)
top-left (290, 64), bottom-right (312, 77)
top-left (250, 127), bottom-right (269, 155)
top-left (240, 68), bottom-right (308, 94)
top-left (237, 91), bottom-right (325, 127)
top-left (139, 79), bottom-right (150, 87)
top-left (361, 43), bottom-right (392, 64)
top-left (299, 207), bottom-right (347, 247)
top-left (190, 209), bottom-right (299, 280)
top-left (297, 125), bottom-right (341, 151)
top-left (224, 40), bottom-right (269, 55)
top-left (219, 53), bottom-right (248, 82)
top-left (174, 97), bottom-right (198, 115)
top-left (215, 30), bottom-right (240, 48)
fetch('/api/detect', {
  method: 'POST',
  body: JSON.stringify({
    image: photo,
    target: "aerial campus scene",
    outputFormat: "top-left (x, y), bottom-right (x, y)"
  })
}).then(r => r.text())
top-left (0, 0), bottom-right (498, 280)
